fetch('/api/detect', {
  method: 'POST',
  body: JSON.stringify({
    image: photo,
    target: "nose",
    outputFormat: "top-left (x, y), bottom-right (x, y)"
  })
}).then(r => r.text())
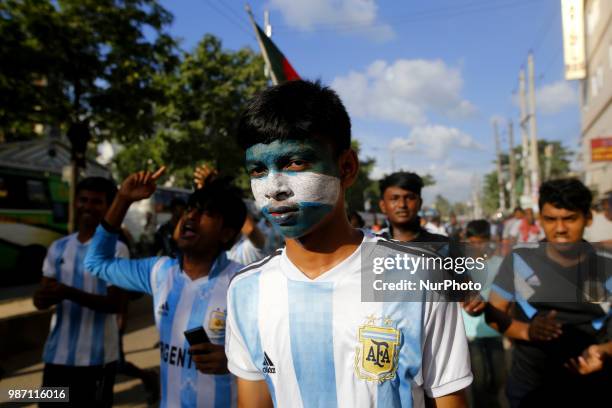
top-left (554, 219), bottom-right (568, 234)
top-left (264, 173), bottom-right (293, 202)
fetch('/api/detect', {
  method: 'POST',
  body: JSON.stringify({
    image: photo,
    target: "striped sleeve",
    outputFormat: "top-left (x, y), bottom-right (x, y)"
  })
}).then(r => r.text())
top-left (226, 278), bottom-right (264, 381)
top-left (84, 225), bottom-right (158, 295)
top-left (42, 240), bottom-right (59, 278)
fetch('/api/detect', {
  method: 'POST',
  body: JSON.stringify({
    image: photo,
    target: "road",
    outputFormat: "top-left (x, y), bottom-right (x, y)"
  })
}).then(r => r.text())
top-left (0, 298), bottom-right (160, 407)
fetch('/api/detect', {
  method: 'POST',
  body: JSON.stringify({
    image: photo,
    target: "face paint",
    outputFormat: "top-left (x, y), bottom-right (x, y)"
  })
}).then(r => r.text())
top-left (246, 140), bottom-right (341, 238)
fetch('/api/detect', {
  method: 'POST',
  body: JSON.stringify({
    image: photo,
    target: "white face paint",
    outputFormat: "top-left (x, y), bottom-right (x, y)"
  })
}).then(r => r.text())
top-left (251, 171), bottom-right (341, 210)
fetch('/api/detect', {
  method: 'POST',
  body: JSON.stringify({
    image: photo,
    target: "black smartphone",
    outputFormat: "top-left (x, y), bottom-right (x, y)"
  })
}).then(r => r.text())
top-left (184, 326), bottom-right (210, 346)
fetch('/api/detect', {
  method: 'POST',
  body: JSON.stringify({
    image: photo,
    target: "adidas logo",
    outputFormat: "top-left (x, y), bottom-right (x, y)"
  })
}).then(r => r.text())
top-left (262, 351), bottom-right (275, 374)
top-left (158, 301), bottom-right (169, 316)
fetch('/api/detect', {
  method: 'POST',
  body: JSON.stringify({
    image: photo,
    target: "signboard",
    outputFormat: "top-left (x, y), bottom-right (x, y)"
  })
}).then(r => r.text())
top-left (561, 0), bottom-right (586, 80)
top-left (591, 137), bottom-right (612, 162)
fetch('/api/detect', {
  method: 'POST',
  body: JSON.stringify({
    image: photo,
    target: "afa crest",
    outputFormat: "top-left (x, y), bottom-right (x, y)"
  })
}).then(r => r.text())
top-left (208, 309), bottom-right (226, 334)
top-left (354, 321), bottom-right (400, 382)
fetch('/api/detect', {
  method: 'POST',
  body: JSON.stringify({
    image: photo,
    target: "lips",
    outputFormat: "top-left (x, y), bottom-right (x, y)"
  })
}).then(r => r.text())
top-left (180, 222), bottom-right (198, 239)
top-left (265, 206), bottom-right (299, 224)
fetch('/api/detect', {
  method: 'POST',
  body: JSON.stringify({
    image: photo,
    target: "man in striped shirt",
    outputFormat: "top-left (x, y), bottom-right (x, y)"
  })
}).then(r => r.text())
top-left (226, 80), bottom-right (472, 407)
top-left (84, 169), bottom-right (246, 407)
top-left (34, 177), bottom-right (129, 407)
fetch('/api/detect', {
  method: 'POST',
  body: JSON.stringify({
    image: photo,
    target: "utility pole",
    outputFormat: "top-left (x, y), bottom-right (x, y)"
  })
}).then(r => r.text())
top-left (527, 52), bottom-right (541, 206)
top-left (263, 9), bottom-right (272, 79)
top-left (519, 68), bottom-right (531, 207)
top-left (493, 119), bottom-right (507, 212)
top-left (544, 143), bottom-right (554, 181)
top-left (508, 119), bottom-right (517, 208)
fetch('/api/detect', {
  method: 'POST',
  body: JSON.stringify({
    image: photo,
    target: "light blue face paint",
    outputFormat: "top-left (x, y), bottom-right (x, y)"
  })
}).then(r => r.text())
top-left (246, 140), bottom-right (341, 239)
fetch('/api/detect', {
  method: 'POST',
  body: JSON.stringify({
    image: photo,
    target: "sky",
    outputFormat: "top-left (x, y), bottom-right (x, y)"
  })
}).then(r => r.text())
top-left (158, 0), bottom-right (581, 204)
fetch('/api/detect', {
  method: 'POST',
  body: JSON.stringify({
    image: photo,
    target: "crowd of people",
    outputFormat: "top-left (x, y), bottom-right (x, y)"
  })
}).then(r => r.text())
top-left (31, 80), bottom-right (610, 408)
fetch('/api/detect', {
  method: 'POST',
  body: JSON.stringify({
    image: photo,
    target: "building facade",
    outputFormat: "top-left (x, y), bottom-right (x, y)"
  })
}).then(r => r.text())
top-left (581, 0), bottom-right (612, 196)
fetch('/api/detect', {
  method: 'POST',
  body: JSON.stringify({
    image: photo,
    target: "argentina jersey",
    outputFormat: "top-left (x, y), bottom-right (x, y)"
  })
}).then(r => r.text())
top-left (226, 232), bottom-right (472, 408)
top-left (42, 233), bottom-right (129, 366)
top-left (85, 225), bottom-right (242, 408)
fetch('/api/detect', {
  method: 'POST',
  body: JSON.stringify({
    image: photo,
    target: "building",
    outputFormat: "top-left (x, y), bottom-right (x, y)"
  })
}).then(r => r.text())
top-left (580, 0), bottom-right (612, 196)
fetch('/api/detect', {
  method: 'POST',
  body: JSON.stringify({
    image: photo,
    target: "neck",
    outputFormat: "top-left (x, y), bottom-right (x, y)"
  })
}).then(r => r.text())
top-left (545, 242), bottom-right (586, 267)
top-left (182, 250), bottom-right (218, 280)
top-left (391, 218), bottom-right (421, 242)
top-left (77, 226), bottom-right (96, 243)
top-left (285, 206), bottom-right (362, 280)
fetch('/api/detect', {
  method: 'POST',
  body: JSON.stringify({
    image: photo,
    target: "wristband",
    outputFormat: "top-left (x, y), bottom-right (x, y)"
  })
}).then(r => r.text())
top-left (100, 219), bottom-right (121, 234)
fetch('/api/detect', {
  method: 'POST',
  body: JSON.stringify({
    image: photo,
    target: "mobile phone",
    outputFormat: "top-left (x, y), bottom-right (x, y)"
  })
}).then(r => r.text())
top-left (184, 326), bottom-right (210, 346)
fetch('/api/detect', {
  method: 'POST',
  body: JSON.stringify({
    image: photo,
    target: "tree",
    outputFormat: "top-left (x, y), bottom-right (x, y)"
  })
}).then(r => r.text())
top-left (113, 35), bottom-right (267, 188)
top-left (433, 194), bottom-right (452, 217)
top-left (0, 0), bottom-right (177, 142)
top-left (482, 139), bottom-right (573, 215)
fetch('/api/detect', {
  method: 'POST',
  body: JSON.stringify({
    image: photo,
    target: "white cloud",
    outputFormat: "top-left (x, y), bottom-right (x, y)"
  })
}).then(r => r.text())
top-left (536, 80), bottom-right (577, 115)
top-left (268, 0), bottom-right (394, 40)
top-left (389, 125), bottom-right (482, 160)
top-left (332, 59), bottom-right (476, 126)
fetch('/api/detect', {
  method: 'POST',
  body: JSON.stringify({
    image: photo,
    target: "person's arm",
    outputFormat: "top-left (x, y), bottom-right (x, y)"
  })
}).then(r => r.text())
top-left (84, 167), bottom-right (167, 294)
top-left (236, 378), bottom-right (273, 408)
top-left (566, 341), bottom-right (612, 375)
top-left (429, 390), bottom-right (468, 408)
top-left (421, 301), bottom-right (473, 404)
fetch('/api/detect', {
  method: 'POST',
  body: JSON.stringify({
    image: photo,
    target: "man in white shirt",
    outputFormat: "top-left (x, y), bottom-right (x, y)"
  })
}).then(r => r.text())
top-left (226, 80), bottom-right (472, 407)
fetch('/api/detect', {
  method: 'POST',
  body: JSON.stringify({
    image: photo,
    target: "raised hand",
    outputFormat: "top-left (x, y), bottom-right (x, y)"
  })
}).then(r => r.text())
top-left (193, 164), bottom-right (218, 190)
top-left (565, 344), bottom-right (605, 375)
top-left (118, 167), bottom-right (166, 203)
top-left (528, 310), bottom-right (562, 341)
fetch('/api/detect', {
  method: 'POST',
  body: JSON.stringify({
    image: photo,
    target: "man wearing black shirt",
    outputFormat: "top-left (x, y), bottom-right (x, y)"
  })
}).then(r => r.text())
top-left (488, 178), bottom-right (611, 407)
top-left (378, 172), bottom-right (447, 243)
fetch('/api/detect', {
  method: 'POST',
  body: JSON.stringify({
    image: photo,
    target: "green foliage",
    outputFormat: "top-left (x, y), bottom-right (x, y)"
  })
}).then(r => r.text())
top-left (0, 0), bottom-right (177, 142)
top-left (482, 139), bottom-right (573, 215)
top-left (113, 35), bottom-right (267, 188)
top-left (346, 140), bottom-right (378, 212)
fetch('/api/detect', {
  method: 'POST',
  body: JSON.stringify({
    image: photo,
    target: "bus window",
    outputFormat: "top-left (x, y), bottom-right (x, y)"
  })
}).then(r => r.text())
top-left (26, 179), bottom-right (50, 208)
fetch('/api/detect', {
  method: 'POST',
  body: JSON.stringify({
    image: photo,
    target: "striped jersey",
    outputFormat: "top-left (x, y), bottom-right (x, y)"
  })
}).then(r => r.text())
top-left (226, 232), bottom-right (472, 408)
top-left (227, 234), bottom-right (266, 266)
top-left (84, 225), bottom-right (242, 408)
top-left (42, 233), bottom-right (129, 366)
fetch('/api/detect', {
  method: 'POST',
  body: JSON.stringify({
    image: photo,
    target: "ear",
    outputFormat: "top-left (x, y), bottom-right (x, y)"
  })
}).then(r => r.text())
top-left (338, 149), bottom-right (359, 189)
top-left (379, 199), bottom-right (387, 215)
top-left (585, 210), bottom-right (593, 227)
top-left (220, 226), bottom-right (237, 249)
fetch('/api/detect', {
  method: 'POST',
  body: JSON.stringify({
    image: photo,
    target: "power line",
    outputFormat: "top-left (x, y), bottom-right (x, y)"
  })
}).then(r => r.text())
top-left (203, 0), bottom-right (255, 40)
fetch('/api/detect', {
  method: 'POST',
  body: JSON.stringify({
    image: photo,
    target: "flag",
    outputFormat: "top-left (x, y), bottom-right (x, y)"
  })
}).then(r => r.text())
top-left (248, 13), bottom-right (300, 85)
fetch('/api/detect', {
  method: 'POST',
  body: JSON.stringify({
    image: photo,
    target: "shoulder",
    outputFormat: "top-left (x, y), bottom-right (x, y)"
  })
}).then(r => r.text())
top-left (49, 234), bottom-right (74, 254)
top-left (229, 249), bottom-right (283, 289)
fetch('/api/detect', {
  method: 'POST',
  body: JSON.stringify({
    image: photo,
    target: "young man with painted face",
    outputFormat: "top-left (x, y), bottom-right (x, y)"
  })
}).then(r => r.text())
top-left (488, 179), bottom-right (611, 407)
top-left (84, 168), bottom-right (246, 407)
top-left (225, 80), bottom-right (472, 408)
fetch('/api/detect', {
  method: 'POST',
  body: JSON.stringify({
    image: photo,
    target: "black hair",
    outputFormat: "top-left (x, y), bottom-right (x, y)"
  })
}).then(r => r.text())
top-left (187, 177), bottom-right (246, 250)
top-left (170, 198), bottom-right (186, 210)
top-left (236, 80), bottom-right (351, 156)
top-left (512, 207), bottom-right (524, 214)
top-left (379, 172), bottom-right (424, 196)
top-left (465, 219), bottom-right (491, 239)
top-left (538, 178), bottom-right (592, 216)
top-left (76, 177), bottom-right (117, 205)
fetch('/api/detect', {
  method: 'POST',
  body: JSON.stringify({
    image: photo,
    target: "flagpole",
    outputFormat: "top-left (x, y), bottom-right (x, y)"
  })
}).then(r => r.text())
top-left (245, 4), bottom-right (279, 85)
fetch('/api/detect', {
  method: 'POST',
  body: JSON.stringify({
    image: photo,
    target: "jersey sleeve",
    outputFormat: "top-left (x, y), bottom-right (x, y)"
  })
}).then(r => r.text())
top-left (84, 225), bottom-right (158, 295)
top-left (42, 241), bottom-right (58, 278)
top-left (225, 281), bottom-right (264, 381)
top-left (420, 301), bottom-right (473, 398)
top-left (227, 237), bottom-right (266, 266)
top-left (491, 253), bottom-right (515, 301)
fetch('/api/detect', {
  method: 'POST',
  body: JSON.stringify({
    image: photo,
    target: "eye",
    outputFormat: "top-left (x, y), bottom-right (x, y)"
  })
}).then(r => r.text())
top-left (248, 165), bottom-right (267, 178)
top-left (285, 160), bottom-right (308, 171)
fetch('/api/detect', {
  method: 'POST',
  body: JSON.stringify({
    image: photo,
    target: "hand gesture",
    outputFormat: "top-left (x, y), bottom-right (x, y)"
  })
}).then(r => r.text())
top-left (189, 343), bottom-right (229, 375)
top-left (193, 164), bottom-right (218, 190)
top-left (33, 279), bottom-right (68, 309)
top-left (118, 167), bottom-right (166, 203)
top-left (528, 310), bottom-right (562, 341)
top-left (565, 344), bottom-right (605, 375)
top-left (461, 293), bottom-right (486, 316)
